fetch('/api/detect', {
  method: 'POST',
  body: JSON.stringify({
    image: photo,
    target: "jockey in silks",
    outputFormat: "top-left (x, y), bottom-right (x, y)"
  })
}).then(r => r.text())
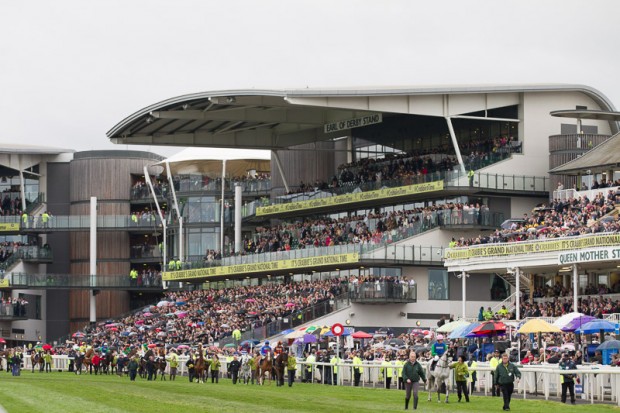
top-left (260, 341), bottom-right (272, 362)
top-left (274, 341), bottom-right (284, 358)
top-left (430, 334), bottom-right (447, 371)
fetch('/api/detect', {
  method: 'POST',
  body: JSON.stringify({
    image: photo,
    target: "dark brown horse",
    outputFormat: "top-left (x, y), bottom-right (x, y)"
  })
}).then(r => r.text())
top-left (258, 353), bottom-right (272, 385)
top-left (155, 348), bottom-right (167, 380)
top-left (30, 352), bottom-right (44, 373)
top-left (194, 344), bottom-right (207, 383)
top-left (274, 352), bottom-right (288, 387)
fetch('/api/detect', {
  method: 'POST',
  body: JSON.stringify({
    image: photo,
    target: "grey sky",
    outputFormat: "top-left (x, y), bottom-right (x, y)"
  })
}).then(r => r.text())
top-left (1, 0), bottom-right (618, 157)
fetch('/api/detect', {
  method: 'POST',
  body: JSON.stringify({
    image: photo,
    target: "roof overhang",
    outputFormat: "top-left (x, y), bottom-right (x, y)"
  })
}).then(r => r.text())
top-left (550, 109), bottom-right (620, 122)
top-left (108, 84), bottom-right (618, 150)
top-left (549, 131), bottom-right (620, 175)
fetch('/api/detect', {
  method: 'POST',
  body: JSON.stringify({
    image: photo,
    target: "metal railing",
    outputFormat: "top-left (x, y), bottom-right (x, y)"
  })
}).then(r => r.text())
top-left (6, 273), bottom-right (163, 289)
top-left (0, 302), bottom-right (26, 318)
top-left (14, 215), bottom-right (164, 230)
top-left (553, 185), bottom-right (619, 203)
top-left (349, 282), bottom-right (417, 303)
top-left (0, 246), bottom-right (53, 272)
top-left (218, 293), bottom-right (350, 346)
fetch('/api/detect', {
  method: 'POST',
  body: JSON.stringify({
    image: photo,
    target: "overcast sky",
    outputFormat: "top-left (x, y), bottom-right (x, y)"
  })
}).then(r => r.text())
top-left (1, 0), bottom-right (618, 157)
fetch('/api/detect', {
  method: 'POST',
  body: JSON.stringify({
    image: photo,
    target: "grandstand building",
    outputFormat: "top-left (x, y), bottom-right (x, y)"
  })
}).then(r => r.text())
top-left (2, 84), bottom-right (619, 345)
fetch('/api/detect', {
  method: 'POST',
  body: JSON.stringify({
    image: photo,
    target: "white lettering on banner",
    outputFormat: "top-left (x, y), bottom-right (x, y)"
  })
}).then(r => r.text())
top-left (324, 114), bottom-right (383, 133)
top-left (558, 246), bottom-right (620, 265)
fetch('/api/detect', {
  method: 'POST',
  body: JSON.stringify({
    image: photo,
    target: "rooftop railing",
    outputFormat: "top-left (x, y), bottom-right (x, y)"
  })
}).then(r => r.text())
top-left (6, 273), bottom-right (163, 289)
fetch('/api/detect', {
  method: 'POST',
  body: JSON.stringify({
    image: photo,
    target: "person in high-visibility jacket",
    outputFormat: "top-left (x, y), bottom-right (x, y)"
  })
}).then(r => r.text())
top-left (168, 259), bottom-right (176, 271)
top-left (468, 357), bottom-right (478, 394)
top-left (381, 355), bottom-right (394, 389)
top-left (21, 212), bottom-right (29, 229)
top-left (167, 349), bottom-right (179, 381)
top-left (395, 355), bottom-right (405, 389)
top-left (232, 328), bottom-right (241, 348)
top-left (287, 351), bottom-right (297, 387)
top-left (304, 350), bottom-right (316, 383)
top-left (42, 212), bottom-right (50, 228)
top-left (175, 259), bottom-right (182, 270)
top-left (352, 351), bottom-right (363, 387)
top-left (330, 353), bottom-right (340, 386)
top-left (489, 350), bottom-right (501, 397)
top-left (209, 354), bottom-right (221, 383)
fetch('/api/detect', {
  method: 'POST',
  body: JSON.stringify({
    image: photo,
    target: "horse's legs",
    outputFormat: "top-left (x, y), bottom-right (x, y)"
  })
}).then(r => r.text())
top-left (445, 382), bottom-right (450, 403)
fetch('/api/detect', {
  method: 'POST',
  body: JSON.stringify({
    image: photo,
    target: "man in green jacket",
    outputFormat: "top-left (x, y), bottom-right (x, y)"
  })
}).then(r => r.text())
top-left (286, 351), bottom-right (297, 387)
top-left (210, 354), bottom-right (221, 383)
top-left (402, 351), bottom-right (426, 410)
top-left (494, 353), bottom-right (521, 411)
top-left (449, 355), bottom-right (470, 402)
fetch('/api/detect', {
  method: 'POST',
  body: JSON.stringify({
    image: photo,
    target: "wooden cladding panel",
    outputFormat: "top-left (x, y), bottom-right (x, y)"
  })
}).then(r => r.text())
top-left (70, 157), bottom-right (156, 202)
top-left (70, 232), bottom-right (130, 261)
top-left (69, 290), bottom-right (130, 321)
top-left (70, 202), bottom-right (130, 216)
top-left (270, 141), bottom-right (336, 191)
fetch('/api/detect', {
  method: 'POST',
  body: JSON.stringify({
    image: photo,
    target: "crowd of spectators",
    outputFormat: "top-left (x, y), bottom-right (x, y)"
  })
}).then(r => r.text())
top-left (67, 278), bottom-right (345, 350)
top-left (522, 295), bottom-right (620, 319)
top-left (0, 192), bottom-right (27, 217)
top-left (581, 178), bottom-right (620, 191)
top-left (0, 294), bottom-right (28, 317)
top-left (452, 189), bottom-right (619, 247)
top-left (287, 136), bottom-right (519, 195)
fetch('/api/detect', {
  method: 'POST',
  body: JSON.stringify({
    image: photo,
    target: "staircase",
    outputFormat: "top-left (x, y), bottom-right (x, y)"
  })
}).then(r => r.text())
top-left (498, 271), bottom-right (530, 294)
top-left (492, 292), bottom-right (517, 315)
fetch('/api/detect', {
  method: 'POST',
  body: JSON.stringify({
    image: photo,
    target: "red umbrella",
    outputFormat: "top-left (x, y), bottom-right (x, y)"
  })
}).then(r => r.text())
top-left (285, 303), bottom-right (295, 307)
top-left (42, 344), bottom-right (52, 351)
top-left (0, 338), bottom-right (6, 344)
top-left (245, 298), bottom-right (256, 303)
top-left (352, 331), bottom-right (373, 339)
top-left (470, 321), bottom-right (506, 336)
top-left (109, 327), bottom-right (119, 332)
top-left (147, 343), bottom-right (157, 348)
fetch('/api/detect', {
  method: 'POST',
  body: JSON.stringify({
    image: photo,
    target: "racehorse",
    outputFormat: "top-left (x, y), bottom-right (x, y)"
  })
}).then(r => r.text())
top-left (194, 344), bottom-right (207, 383)
top-left (426, 353), bottom-right (451, 403)
top-left (274, 352), bottom-right (288, 387)
top-left (30, 352), bottom-right (44, 373)
top-left (240, 354), bottom-right (252, 384)
top-left (82, 348), bottom-right (94, 374)
top-left (155, 348), bottom-right (167, 381)
top-left (258, 353), bottom-right (272, 385)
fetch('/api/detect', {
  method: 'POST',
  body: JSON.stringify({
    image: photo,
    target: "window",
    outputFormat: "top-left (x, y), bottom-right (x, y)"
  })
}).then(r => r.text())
top-left (490, 274), bottom-right (510, 301)
top-left (428, 269), bottom-right (448, 300)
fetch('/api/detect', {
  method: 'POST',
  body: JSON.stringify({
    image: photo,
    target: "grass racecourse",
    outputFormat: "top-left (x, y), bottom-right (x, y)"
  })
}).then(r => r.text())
top-left (0, 372), bottom-right (618, 413)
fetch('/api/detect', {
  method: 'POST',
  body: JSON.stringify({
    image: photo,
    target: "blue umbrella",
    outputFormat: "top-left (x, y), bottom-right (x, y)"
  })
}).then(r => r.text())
top-left (449, 322), bottom-right (480, 339)
top-left (295, 333), bottom-right (318, 344)
top-left (280, 329), bottom-right (295, 335)
top-left (562, 315), bottom-right (597, 332)
top-left (575, 319), bottom-right (618, 334)
top-left (596, 340), bottom-right (620, 351)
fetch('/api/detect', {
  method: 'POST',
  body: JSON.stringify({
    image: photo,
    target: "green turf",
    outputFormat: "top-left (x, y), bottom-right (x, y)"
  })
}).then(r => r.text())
top-left (0, 372), bottom-right (616, 413)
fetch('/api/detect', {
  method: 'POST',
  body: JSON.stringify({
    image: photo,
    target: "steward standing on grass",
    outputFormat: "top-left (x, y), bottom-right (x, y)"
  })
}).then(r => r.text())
top-left (229, 354), bottom-right (241, 384)
top-left (402, 352), bottom-right (426, 410)
top-left (287, 351), bottom-right (297, 387)
top-left (449, 355), bottom-right (470, 402)
top-left (128, 357), bottom-right (139, 381)
top-left (210, 354), bottom-right (221, 383)
top-left (494, 353), bottom-right (521, 411)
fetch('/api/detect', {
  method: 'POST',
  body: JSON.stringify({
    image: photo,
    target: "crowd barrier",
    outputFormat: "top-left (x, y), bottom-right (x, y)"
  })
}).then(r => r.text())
top-left (13, 355), bottom-right (620, 405)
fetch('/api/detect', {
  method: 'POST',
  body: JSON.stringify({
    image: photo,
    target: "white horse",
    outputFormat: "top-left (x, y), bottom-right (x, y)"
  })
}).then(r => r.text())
top-left (426, 353), bottom-right (451, 403)
top-left (240, 354), bottom-right (252, 384)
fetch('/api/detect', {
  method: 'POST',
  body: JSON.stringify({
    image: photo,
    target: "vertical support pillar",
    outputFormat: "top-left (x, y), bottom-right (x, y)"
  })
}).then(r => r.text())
top-left (89, 196), bottom-right (97, 325)
top-left (573, 264), bottom-right (579, 313)
top-left (220, 159), bottom-right (226, 254)
top-left (515, 267), bottom-right (520, 320)
top-left (272, 150), bottom-right (290, 193)
top-left (461, 271), bottom-right (467, 319)
top-left (144, 166), bottom-right (167, 271)
top-left (18, 169), bottom-right (27, 212)
top-left (346, 136), bottom-right (353, 164)
top-left (234, 183), bottom-right (242, 254)
top-left (445, 117), bottom-right (466, 175)
top-left (164, 162), bottom-right (183, 262)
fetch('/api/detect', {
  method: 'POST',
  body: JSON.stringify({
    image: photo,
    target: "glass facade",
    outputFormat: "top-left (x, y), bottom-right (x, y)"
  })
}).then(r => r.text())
top-left (428, 269), bottom-right (449, 300)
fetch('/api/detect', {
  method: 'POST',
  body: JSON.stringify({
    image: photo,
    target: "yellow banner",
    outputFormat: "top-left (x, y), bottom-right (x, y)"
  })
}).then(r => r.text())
top-left (256, 181), bottom-right (444, 217)
top-left (0, 223), bottom-right (20, 232)
top-left (163, 253), bottom-right (359, 281)
top-left (0, 279), bottom-right (10, 288)
top-left (445, 233), bottom-right (620, 260)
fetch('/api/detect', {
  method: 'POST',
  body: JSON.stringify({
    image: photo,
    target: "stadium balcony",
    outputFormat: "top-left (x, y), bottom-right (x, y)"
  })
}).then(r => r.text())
top-left (13, 214), bottom-right (164, 233)
top-left (0, 303), bottom-right (28, 321)
top-left (249, 170), bottom-right (549, 220)
top-left (1, 272), bottom-right (166, 291)
top-left (349, 281), bottom-right (417, 303)
top-left (0, 246), bottom-right (53, 273)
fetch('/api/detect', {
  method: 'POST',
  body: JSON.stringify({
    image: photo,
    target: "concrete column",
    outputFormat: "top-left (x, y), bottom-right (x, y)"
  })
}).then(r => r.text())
top-left (515, 267), bottom-right (520, 320)
top-left (220, 160), bottom-right (226, 254)
top-left (18, 169), bottom-right (27, 212)
top-left (461, 271), bottom-right (467, 319)
top-left (234, 183), bottom-right (242, 254)
top-left (445, 117), bottom-right (466, 175)
top-left (89, 197), bottom-right (97, 325)
top-left (573, 264), bottom-right (579, 313)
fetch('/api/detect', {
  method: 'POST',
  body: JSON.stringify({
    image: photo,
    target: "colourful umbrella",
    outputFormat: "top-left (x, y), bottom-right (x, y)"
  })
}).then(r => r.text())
top-left (437, 319), bottom-right (470, 333)
top-left (352, 331), bottom-right (373, 339)
top-left (147, 343), bottom-right (157, 348)
top-left (562, 315), bottom-right (597, 332)
top-left (575, 319), bottom-right (618, 334)
top-left (285, 303), bottom-right (296, 308)
top-left (518, 319), bottom-right (562, 334)
top-left (470, 321), bottom-right (506, 336)
top-left (42, 344), bottom-right (52, 351)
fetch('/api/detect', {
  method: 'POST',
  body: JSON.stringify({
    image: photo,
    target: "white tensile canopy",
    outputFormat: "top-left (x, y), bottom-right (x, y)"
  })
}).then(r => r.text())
top-left (158, 147), bottom-right (271, 177)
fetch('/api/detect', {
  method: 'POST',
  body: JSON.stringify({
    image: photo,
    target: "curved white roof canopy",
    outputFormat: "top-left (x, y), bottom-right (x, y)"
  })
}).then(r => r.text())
top-left (159, 147), bottom-right (270, 176)
top-left (108, 84), bottom-right (618, 150)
